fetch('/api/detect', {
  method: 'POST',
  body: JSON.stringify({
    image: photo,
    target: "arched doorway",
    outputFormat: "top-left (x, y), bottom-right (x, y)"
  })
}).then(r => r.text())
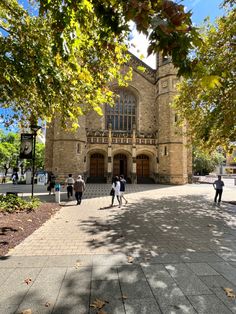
top-left (90, 153), bottom-right (104, 177)
top-left (137, 154), bottom-right (150, 183)
top-left (113, 154), bottom-right (127, 177)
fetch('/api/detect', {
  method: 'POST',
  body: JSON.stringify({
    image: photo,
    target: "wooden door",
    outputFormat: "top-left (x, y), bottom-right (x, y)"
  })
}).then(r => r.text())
top-left (113, 154), bottom-right (127, 177)
top-left (137, 155), bottom-right (149, 177)
top-left (90, 153), bottom-right (104, 177)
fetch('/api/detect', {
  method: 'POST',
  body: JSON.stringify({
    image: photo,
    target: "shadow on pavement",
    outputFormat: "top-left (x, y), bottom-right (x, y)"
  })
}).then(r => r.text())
top-left (81, 194), bottom-right (236, 257)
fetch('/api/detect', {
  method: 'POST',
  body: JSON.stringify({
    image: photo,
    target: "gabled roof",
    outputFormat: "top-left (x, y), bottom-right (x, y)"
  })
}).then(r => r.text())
top-left (127, 51), bottom-right (156, 84)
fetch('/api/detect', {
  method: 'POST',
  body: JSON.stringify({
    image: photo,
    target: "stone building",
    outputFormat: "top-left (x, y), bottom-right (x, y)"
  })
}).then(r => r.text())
top-left (45, 53), bottom-right (192, 184)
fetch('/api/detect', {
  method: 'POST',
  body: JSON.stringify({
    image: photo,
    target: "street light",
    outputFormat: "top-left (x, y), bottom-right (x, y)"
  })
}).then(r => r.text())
top-left (30, 125), bottom-right (41, 197)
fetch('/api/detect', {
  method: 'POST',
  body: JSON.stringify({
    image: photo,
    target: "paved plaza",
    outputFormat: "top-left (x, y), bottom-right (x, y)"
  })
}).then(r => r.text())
top-left (0, 181), bottom-right (236, 313)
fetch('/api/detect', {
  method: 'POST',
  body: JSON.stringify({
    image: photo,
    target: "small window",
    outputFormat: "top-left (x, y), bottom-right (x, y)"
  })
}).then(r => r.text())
top-left (174, 114), bottom-right (178, 123)
top-left (164, 146), bottom-right (167, 156)
top-left (77, 143), bottom-right (81, 154)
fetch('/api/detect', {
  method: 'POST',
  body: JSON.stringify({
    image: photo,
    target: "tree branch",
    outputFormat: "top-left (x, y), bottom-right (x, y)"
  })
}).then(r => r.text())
top-left (0, 24), bottom-right (11, 35)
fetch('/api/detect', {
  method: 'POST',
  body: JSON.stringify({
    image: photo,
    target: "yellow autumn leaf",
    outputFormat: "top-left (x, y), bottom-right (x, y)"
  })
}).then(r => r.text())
top-left (55, 53), bottom-right (61, 66)
top-left (137, 66), bottom-right (146, 73)
top-left (94, 106), bottom-right (103, 116)
top-left (82, 0), bottom-right (93, 12)
top-left (199, 75), bottom-right (221, 89)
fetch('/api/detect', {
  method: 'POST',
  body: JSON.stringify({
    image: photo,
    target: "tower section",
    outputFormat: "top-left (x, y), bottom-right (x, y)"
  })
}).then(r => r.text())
top-left (45, 116), bottom-right (87, 181)
top-left (156, 54), bottom-right (192, 184)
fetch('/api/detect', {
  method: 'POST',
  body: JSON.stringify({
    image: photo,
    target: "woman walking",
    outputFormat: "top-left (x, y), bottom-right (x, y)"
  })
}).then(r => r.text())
top-left (111, 176), bottom-right (121, 207)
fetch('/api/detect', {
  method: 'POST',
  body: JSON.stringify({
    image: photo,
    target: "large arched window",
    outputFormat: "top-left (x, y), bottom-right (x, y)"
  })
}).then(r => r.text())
top-left (106, 89), bottom-right (136, 131)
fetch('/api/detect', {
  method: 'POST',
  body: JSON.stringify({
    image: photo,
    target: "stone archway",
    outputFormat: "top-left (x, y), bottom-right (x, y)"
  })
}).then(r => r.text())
top-left (113, 154), bottom-right (127, 177)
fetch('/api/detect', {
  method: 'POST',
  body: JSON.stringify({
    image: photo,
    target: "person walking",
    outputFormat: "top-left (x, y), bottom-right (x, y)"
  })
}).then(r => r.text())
top-left (213, 175), bottom-right (224, 205)
top-left (47, 172), bottom-right (56, 195)
top-left (111, 176), bottom-right (121, 207)
top-left (74, 175), bottom-right (86, 205)
top-left (120, 174), bottom-right (128, 206)
top-left (65, 174), bottom-right (75, 200)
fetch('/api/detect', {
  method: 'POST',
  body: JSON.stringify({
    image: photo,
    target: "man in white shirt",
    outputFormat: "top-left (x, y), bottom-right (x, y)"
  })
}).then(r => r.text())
top-left (213, 175), bottom-right (224, 205)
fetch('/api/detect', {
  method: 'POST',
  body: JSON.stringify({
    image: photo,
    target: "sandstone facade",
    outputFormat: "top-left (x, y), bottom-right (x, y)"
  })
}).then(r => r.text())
top-left (45, 53), bottom-right (192, 184)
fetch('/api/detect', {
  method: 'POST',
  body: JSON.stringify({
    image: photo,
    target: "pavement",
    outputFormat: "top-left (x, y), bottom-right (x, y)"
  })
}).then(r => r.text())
top-left (0, 181), bottom-right (236, 314)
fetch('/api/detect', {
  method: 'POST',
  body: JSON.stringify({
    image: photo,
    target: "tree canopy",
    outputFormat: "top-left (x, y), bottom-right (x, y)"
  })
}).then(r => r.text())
top-left (0, 0), bottom-right (200, 127)
top-left (173, 6), bottom-right (236, 151)
top-left (193, 147), bottom-right (225, 175)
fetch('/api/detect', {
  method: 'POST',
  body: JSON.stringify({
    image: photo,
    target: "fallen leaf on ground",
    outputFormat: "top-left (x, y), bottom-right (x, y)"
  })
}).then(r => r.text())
top-left (19, 227), bottom-right (24, 231)
top-left (20, 309), bottom-right (32, 314)
top-left (27, 219), bottom-right (32, 222)
top-left (127, 256), bottom-right (134, 263)
top-left (173, 305), bottom-right (181, 310)
top-left (120, 295), bottom-right (128, 300)
top-left (90, 298), bottom-right (109, 309)
top-left (224, 287), bottom-right (236, 298)
top-left (24, 278), bottom-right (32, 285)
top-left (75, 261), bottom-right (81, 269)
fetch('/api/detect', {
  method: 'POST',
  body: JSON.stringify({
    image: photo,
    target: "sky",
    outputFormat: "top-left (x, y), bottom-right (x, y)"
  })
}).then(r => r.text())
top-left (129, 0), bottom-right (224, 68)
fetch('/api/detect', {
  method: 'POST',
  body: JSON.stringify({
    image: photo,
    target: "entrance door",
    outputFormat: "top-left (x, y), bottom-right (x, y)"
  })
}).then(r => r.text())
top-left (90, 153), bottom-right (104, 177)
top-left (113, 154), bottom-right (127, 177)
top-left (137, 154), bottom-right (149, 177)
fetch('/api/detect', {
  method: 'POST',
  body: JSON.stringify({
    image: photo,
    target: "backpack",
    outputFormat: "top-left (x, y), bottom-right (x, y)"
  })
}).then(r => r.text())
top-left (120, 179), bottom-right (126, 192)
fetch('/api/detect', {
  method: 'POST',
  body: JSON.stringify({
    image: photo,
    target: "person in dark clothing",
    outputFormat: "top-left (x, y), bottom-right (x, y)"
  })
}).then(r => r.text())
top-left (47, 172), bottom-right (56, 195)
top-left (120, 174), bottom-right (128, 206)
top-left (213, 175), bottom-right (224, 205)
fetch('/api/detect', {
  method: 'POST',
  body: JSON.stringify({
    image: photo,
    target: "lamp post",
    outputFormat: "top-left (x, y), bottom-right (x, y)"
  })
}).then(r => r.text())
top-left (30, 125), bottom-right (41, 197)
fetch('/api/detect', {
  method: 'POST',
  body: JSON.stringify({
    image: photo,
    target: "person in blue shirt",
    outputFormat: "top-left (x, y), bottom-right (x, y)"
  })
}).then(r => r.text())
top-left (213, 175), bottom-right (224, 205)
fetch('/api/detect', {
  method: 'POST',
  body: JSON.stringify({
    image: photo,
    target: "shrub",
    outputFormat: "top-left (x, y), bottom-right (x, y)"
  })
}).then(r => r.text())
top-left (0, 194), bottom-right (41, 213)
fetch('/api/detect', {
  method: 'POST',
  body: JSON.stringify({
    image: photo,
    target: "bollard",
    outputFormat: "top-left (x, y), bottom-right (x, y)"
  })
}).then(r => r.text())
top-left (55, 183), bottom-right (61, 203)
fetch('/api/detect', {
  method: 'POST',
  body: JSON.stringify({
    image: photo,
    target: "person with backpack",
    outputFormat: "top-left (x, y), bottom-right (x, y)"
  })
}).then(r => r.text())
top-left (120, 174), bottom-right (128, 206)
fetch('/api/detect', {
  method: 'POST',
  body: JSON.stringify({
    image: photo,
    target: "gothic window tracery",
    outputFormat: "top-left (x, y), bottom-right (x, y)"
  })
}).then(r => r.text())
top-left (106, 89), bottom-right (137, 131)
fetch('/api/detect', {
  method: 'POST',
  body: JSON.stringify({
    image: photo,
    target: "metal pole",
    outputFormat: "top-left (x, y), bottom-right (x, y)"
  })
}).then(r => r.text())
top-left (31, 131), bottom-right (36, 197)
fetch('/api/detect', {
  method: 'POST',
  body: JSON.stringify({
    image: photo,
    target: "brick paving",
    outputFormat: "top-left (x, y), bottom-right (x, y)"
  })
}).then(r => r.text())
top-left (0, 182), bottom-right (236, 313)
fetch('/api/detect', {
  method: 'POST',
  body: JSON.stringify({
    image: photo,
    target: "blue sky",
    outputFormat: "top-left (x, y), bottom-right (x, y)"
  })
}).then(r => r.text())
top-left (183, 0), bottom-right (223, 24)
